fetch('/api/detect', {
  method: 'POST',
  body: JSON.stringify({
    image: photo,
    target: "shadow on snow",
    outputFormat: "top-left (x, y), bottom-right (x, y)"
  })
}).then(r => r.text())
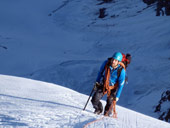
top-left (0, 114), bottom-right (28, 127)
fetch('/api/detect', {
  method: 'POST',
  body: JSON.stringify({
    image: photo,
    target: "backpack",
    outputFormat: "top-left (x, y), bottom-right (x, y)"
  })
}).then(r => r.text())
top-left (117, 53), bottom-right (131, 84)
top-left (121, 53), bottom-right (131, 69)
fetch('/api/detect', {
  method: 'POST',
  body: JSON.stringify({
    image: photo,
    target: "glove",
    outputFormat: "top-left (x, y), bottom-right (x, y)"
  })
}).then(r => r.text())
top-left (94, 82), bottom-right (101, 90)
top-left (113, 97), bottom-right (119, 102)
top-left (116, 97), bottom-right (119, 102)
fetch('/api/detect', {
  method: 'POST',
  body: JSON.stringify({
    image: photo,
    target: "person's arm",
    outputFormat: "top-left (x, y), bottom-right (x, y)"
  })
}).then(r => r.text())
top-left (116, 68), bottom-right (126, 101)
top-left (96, 60), bottom-right (107, 83)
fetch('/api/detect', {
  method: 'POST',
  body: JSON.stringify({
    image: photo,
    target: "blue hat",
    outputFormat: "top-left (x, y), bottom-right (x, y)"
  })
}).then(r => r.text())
top-left (112, 52), bottom-right (122, 61)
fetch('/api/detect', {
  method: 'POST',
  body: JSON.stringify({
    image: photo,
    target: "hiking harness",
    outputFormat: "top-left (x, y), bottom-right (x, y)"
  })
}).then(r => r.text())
top-left (102, 59), bottom-right (126, 97)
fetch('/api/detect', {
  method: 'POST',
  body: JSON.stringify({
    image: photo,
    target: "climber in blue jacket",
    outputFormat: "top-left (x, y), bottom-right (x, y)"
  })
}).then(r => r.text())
top-left (91, 52), bottom-right (126, 116)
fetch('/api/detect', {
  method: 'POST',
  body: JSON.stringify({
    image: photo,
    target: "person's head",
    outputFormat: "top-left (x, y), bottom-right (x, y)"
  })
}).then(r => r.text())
top-left (111, 52), bottom-right (122, 68)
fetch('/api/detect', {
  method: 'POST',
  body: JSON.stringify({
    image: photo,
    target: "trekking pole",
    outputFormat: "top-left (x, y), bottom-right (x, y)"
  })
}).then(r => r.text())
top-left (83, 85), bottom-right (95, 111)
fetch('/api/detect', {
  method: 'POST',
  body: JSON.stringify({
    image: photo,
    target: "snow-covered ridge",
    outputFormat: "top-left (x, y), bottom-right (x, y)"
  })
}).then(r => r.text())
top-left (0, 75), bottom-right (170, 128)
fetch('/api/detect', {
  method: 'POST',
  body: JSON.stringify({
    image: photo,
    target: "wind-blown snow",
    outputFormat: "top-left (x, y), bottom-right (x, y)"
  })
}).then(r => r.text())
top-left (0, 75), bottom-right (170, 128)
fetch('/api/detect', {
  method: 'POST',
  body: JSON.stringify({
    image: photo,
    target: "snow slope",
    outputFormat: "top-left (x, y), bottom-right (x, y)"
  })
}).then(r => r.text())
top-left (0, 0), bottom-right (170, 122)
top-left (0, 75), bottom-right (170, 128)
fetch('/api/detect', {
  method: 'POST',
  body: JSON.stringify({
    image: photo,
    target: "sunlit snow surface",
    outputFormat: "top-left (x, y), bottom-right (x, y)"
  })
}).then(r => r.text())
top-left (0, 75), bottom-right (170, 127)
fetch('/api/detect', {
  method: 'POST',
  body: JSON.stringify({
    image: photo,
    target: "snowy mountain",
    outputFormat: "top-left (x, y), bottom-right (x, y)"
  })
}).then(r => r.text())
top-left (0, 75), bottom-right (170, 128)
top-left (0, 0), bottom-right (170, 124)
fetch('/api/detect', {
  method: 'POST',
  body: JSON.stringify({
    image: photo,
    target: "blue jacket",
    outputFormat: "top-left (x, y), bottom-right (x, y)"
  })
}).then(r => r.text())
top-left (96, 60), bottom-right (126, 99)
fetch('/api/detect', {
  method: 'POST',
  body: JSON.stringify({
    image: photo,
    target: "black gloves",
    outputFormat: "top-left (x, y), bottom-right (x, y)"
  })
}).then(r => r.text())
top-left (94, 82), bottom-right (101, 91)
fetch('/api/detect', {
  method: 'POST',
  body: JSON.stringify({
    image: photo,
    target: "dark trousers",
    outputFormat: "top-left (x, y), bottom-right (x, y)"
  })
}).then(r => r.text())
top-left (104, 89), bottom-right (116, 115)
top-left (91, 88), bottom-right (117, 114)
top-left (91, 88), bottom-right (103, 112)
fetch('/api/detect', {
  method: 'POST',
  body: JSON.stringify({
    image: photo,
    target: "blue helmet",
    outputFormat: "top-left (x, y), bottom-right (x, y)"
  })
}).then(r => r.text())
top-left (112, 52), bottom-right (122, 61)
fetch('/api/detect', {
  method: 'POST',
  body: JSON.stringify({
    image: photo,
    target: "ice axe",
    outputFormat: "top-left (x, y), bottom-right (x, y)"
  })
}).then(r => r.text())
top-left (83, 84), bottom-right (96, 111)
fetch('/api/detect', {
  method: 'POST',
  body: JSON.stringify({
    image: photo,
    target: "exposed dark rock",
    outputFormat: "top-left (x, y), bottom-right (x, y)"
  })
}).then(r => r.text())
top-left (154, 90), bottom-right (170, 123)
top-left (143, 0), bottom-right (157, 5)
top-left (98, 8), bottom-right (107, 18)
top-left (103, 0), bottom-right (113, 3)
top-left (97, 0), bottom-right (114, 5)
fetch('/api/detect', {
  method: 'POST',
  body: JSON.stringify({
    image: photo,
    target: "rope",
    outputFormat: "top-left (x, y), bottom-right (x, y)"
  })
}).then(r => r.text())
top-left (83, 116), bottom-right (105, 128)
top-left (103, 64), bottom-right (111, 96)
